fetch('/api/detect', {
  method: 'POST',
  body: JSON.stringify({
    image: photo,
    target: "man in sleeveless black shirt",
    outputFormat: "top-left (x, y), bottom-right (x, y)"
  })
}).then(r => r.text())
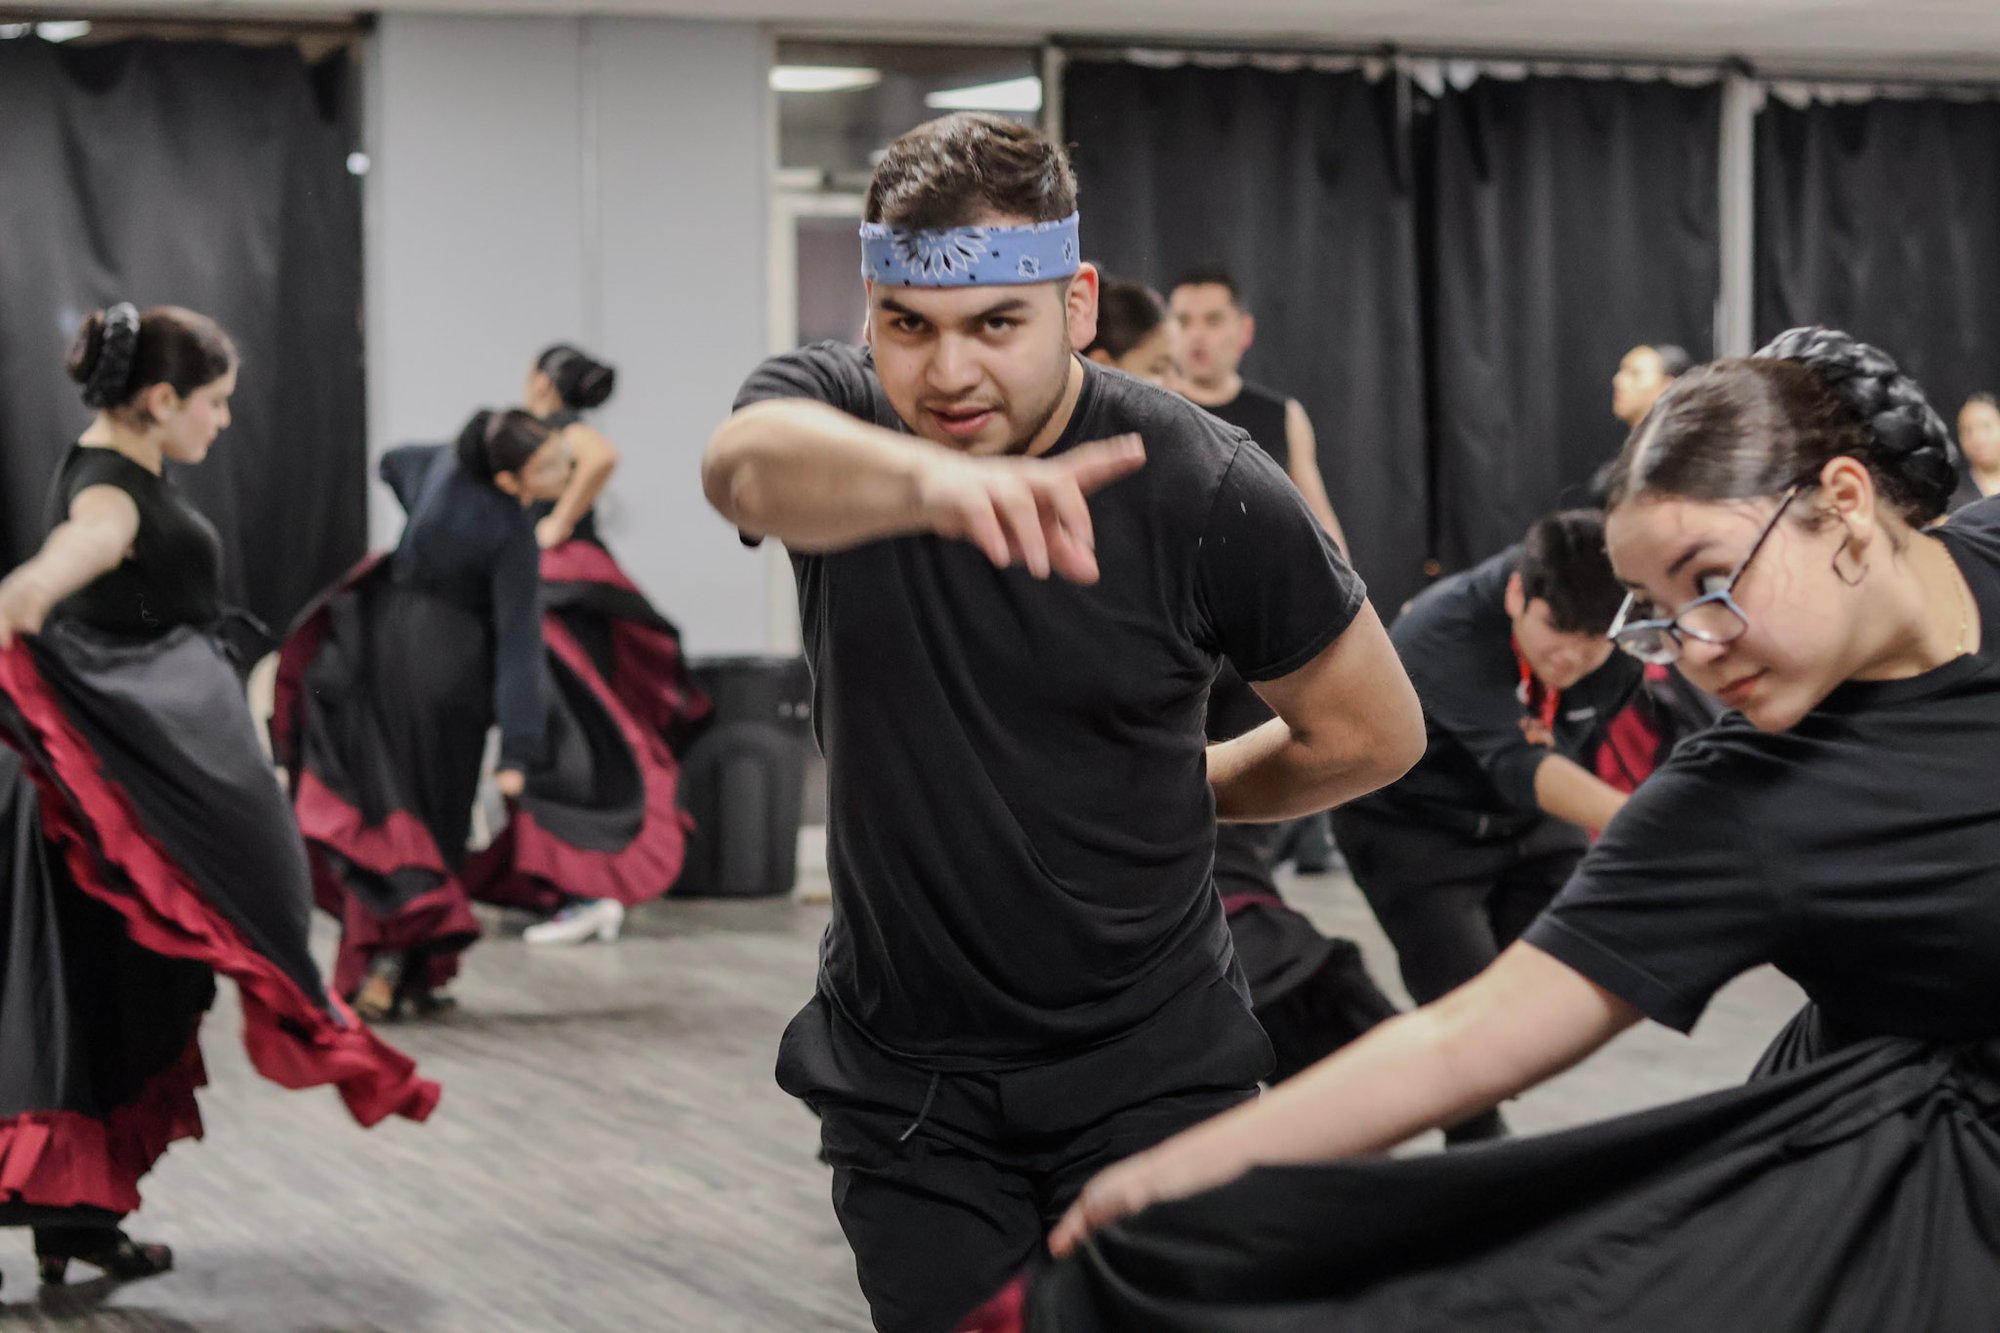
top-left (1173, 263), bottom-right (1348, 873)
top-left (1171, 264), bottom-right (1347, 550)
top-left (702, 114), bottom-right (1425, 1333)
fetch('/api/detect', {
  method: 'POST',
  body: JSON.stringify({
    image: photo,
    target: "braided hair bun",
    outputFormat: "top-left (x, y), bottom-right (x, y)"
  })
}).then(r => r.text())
top-left (66, 303), bottom-right (142, 409)
top-left (1756, 326), bottom-right (1959, 522)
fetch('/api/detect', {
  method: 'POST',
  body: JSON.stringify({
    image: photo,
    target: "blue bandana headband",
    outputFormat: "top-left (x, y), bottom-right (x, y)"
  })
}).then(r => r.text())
top-left (860, 211), bottom-right (1081, 287)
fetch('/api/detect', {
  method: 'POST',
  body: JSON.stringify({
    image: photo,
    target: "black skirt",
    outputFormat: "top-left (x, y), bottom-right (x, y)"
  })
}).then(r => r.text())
top-left (0, 624), bottom-right (436, 1218)
top-left (988, 1006), bottom-right (2000, 1331)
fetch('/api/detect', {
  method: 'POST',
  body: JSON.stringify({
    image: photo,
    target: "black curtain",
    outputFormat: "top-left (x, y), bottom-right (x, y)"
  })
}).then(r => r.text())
top-left (1427, 76), bottom-right (1721, 569)
top-left (1063, 59), bottom-right (1432, 616)
top-left (1756, 95), bottom-right (2000, 421)
top-left (0, 37), bottom-right (365, 633)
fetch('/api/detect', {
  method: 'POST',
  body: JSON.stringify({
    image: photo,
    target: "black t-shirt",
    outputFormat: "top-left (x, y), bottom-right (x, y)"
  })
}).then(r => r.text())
top-left (734, 344), bottom-right (1366, 1067)
top-left (1527, 497), bottom-right (2000, 1038)
top-left (43, 443), bottom-right (223, 635)
top-left (1199, 380), bottom-right (1291, 476)
top-left (1949, 465), bottom-right (1989, 515)
top-left (1351, 547), bottom-right (1641, 831)
top-left (381, 444), bottom-right (547, 769)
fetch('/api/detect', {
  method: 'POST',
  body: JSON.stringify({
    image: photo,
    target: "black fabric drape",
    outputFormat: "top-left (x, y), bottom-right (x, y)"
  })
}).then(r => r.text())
top-left (1428, 77), bottom-right (1721, 570)
top-left (1062, 60), bottom-right (1431, 616)
top-left (0, 37), bottom-right (365, 633)
top-left (1756, 95), bottom-right (2000, 421)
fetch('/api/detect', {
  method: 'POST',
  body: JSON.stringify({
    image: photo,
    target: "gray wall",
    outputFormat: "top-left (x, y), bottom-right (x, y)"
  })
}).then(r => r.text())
top-left (364, 13), bottom-right (773, 654)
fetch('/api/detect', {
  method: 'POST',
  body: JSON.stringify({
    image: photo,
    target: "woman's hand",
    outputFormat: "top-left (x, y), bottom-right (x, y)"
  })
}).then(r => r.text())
top-left (1047, 1131), bottom-right (1254, 1259)
top-left (495, 768), bottom-right (526, 799)
top-left (0, 570), bottom-right (54, 648)
top-left (535, 515), bottom-right (573, 550)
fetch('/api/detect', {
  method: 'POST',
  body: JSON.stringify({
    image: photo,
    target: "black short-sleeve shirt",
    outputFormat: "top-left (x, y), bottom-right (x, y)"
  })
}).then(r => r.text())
top-left (1350, 548), bottom-right (1641, 829)
top-left (734, 344), bottom-right (1366, 1067)
top-left (1527, 496), bottom-right (2000, 1038)
top-left (43, 443), bottom-right (222, 635)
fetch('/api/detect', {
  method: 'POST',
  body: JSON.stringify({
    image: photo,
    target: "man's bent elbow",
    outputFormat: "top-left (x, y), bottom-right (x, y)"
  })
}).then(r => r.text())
top-left (700, 430), bottom-right (752, 524)
top-left (1370, 683), bottom-right (1427, 788)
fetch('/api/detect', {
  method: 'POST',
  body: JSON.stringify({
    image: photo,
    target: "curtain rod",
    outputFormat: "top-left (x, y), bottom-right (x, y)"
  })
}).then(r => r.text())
top-left (0, 10), bottom-right (370, 37)
top-left (1053, 37), bottom-right (2000, 93)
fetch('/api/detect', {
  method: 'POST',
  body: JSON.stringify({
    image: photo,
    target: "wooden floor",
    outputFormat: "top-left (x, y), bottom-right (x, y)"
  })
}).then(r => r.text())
top-left (3, 851), bottom-right (1803, 1332)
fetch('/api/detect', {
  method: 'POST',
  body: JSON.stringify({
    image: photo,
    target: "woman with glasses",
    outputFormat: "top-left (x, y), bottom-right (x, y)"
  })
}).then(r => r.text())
top-left (981, 327), bottom-right (1999, 1331)
top-left (272, 410), bottom-right (575, 1021)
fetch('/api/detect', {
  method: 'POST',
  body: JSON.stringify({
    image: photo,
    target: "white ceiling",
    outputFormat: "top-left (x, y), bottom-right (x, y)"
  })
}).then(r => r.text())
top-left (37, 0), bottom-right (2000, 71)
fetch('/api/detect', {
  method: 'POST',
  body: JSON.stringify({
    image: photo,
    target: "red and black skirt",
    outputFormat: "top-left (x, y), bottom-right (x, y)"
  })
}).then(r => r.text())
top-left (980, 1006), bottom-right (2000, 1331)
top-left (0, 624), bottom-right (437, 1222)
top-left (273, 555), bottom-right (488, 999)
top-left (273, 547), bottom-right (707, 996)
top-left (461, 538), bottom-right (708, 914)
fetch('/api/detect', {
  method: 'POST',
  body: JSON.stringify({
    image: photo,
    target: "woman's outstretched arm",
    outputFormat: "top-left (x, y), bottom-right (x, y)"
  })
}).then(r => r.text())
top-left (1049, 941), bottom-right (1641, 1256)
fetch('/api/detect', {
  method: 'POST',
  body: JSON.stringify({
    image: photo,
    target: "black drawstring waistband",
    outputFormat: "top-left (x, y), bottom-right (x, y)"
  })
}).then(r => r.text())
top-left (898, 1072), bottom-right (942, 1143)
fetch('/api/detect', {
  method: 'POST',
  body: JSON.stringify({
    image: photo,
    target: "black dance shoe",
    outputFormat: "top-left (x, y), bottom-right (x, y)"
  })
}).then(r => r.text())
top-left (403, 988), bottom-right (457, 1020)
top-left (354, 951), bottom-right (407, 1023)
top-left (34, 1226), bottom-right (173, 1285)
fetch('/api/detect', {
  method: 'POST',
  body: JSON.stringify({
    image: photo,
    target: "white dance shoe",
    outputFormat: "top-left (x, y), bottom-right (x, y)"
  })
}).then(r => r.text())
top-left (523, 897), bottom-right (625, 946)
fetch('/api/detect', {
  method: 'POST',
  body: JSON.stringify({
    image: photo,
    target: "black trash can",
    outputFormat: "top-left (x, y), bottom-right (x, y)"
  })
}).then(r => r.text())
top-left (676, 655), bottom-right (813, 897)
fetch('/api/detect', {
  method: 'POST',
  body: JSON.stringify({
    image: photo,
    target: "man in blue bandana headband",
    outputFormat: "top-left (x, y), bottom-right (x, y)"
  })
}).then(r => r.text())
top-left (703, 113), bottom-right (1425, 1332)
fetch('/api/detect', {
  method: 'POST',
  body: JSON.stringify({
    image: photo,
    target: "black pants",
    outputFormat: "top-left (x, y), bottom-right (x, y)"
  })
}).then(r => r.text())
top-left (1329, 807), bottom-right (1583, 1142)
top-left (778, 974), bottom-right (1270, 1333)
top-left (1330, 808), bottom-right (1584, 1007)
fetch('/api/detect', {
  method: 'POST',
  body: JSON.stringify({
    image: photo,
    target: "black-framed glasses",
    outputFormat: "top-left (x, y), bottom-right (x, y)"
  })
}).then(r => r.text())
top-left (1607, 485), bottom-right (1801, 665)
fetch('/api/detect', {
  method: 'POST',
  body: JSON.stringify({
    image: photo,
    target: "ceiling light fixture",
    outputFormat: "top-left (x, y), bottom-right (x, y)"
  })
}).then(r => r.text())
top-left (770, 65), bottom-right (882, 95)
top-left (924, 76), bottom-right (1042, 113)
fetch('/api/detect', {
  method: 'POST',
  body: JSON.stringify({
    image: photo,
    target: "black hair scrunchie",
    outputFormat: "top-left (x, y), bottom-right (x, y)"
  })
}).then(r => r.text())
top-left (81, 303), bottom-right (141, 409)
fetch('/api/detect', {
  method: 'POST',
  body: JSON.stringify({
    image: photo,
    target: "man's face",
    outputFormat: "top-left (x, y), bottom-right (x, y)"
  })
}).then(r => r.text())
top-left (1611, 346), bottom-right (1673, 427)
top-left (1505, 572), bottom-right (1613, 692)
top-left (1169, 283), bottom-right (1252, 388)
top-left (1960, 400), bottom-right (2000, 472)
top-left (866, 257), bottom-right (1098, 456)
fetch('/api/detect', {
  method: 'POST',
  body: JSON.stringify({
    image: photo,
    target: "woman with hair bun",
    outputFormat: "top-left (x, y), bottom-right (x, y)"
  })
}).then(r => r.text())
top-left (0, 304), bottom-right (435, 1289)
top-left (273, 408), bottom-right (576, 1020)
top-left (982, 328), bottom-right (2000, 1331)
top-left (523, 342), bottom-right (620, 552)
top-left (462, 343), bottom-right (708, 948)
